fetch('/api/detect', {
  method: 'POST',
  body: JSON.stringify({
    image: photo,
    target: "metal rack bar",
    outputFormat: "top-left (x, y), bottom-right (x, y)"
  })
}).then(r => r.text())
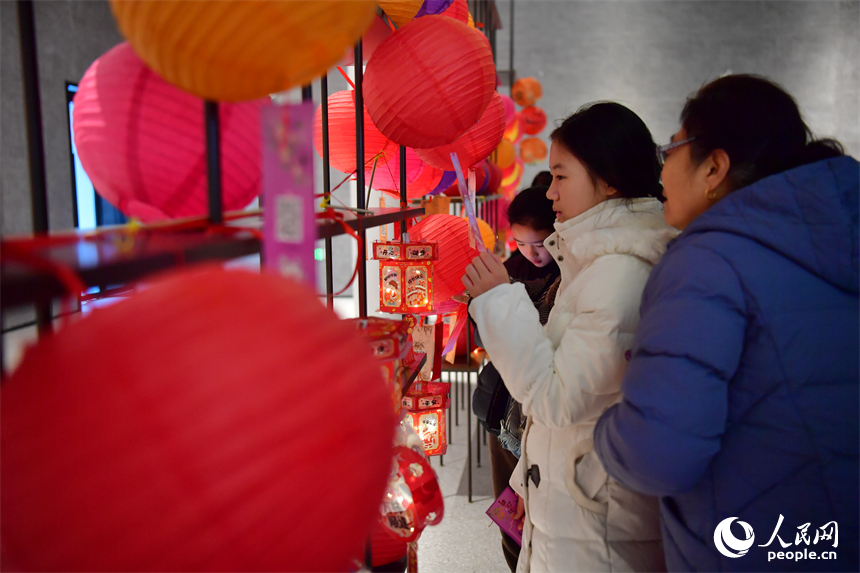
top-left (353, 40), bottom-right (368, 318)
top-left (321, 74), bottom-right (335, 309)
top-left (204, 101), bottom-right (223, 225)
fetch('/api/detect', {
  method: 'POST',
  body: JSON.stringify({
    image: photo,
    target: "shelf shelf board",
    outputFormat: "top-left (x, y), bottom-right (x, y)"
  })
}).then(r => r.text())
top-left (1, 206), bottom-right (424, 309)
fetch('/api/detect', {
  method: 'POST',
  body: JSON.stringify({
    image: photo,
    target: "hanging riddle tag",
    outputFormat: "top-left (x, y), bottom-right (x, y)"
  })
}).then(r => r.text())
top-left (450, 152), bottom-right (485, 253)
top-left (262, 102), bottom-right (316, 285)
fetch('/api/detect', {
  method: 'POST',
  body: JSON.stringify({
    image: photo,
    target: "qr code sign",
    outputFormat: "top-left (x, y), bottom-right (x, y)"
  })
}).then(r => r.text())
top-left (276, 194), bottom-right (303, 243)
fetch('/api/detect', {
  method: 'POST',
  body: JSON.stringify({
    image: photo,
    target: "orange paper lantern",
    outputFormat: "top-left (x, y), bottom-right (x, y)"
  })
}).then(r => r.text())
top-left (495, 138), bottom-right (517, 169)
top-left (314, 90), bottom-right (393, 174)
top-left (520, 137), bottom-right (548, 164)
top-left (378, 0), bottom-right (423, 26)
top-left (364, 16), bottom-right (496, 148)
top-left (512, 77), bottom-right (543, 107)
top-left (414, 92), bottom-right (506, 171)
top-left (109, 0), bottom-right (378, 102)
top-left (520, 106), bottom-right (548, 135)
top-left (409, 214), bottom-right (481, 304)
top-left (503, 113), bottom-right (523, 144)
top-left (0, 267), bottom-right (396, 572)
top-left (72, 42), bottom-right (264, 222)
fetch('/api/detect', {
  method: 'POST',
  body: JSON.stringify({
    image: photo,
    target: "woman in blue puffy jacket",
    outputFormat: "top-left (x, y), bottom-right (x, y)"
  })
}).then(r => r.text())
top-left (594, 74), bottom-right (859, 572)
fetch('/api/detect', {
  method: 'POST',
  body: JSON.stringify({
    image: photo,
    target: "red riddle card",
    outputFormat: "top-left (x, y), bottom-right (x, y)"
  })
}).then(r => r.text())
top-left (486, 486), bottom-right (523, 546)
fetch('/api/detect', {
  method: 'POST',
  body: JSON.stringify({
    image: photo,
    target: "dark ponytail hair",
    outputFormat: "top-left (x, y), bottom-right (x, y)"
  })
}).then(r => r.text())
top-left (550, 102), bottom-right (664, 201)
top-left (507, 186), bottom-right (555, 232)
top-left (681, 74), bottom-right (844, 192)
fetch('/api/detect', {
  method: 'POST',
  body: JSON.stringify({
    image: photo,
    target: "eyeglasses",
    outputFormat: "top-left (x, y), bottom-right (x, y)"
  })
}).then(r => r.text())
top-left (656, 137), bottom-right (696, 166)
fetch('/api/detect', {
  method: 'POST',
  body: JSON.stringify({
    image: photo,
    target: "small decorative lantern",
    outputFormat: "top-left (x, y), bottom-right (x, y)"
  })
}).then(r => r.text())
top-left (348, 317), bottom-right (412, 414)
top-left (402, 380), bottom-right (450, 456)
top-left (380, 445), bottom-right (444, 542)
top-left (373, 240), bottom-right (438, 314)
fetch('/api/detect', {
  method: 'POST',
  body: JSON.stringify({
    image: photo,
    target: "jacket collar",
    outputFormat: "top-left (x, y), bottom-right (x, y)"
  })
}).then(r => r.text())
top-left (544, 198), bottom-right (678, 272)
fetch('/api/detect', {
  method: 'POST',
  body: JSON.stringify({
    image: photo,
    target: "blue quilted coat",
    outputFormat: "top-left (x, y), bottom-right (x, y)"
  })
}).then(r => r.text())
top-left (594, 156), bottom-right (859, 572)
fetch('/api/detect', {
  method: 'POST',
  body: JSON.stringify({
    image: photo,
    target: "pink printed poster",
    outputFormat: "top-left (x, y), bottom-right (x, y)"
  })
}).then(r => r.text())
top-left (262, 102), bottom-right (316, 285)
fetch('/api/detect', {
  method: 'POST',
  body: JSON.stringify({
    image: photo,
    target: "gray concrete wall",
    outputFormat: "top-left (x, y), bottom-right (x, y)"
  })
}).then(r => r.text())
top-left (494, 0), bottom-right (859, 187)
top-left (1, 0), bottom-right (124, 236)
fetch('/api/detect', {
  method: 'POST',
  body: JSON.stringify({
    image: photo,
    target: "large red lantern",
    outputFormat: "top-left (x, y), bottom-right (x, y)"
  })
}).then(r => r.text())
top-left (409, 214), bottom-right (481, 305)
top-left (415, 91), bottom-right (506, 171)
top-left (512, 77), bottom-right (543, 107)
top-left (72, 42), bottom-right (264, 222)
top-left (364, 16), bottom-right (496, 149)
top-left (314, 89), bottom-right (393, 175)
top-left (520, 106), bottom-right (548, 135)
top-left (0, 267), bottom-right (396, 572)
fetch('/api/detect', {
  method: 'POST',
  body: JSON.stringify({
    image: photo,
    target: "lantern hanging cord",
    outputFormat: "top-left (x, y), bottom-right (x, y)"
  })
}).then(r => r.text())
top-left (336, 66), bottom-right (355, 90)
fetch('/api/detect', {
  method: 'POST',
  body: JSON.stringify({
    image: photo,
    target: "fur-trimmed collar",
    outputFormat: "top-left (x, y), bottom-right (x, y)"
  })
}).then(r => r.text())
top-left (547, 198), bottom-right (679, 268)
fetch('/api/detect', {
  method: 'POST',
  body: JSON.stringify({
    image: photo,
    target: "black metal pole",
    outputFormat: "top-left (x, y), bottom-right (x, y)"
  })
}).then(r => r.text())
top-left (399, 146), bottom-right (407, 235)
top-left (509, 0), bottom-right (515, 93)
top-left (204, 101), bottom-right (223, 225)
top-left (17, 0), bottom-right (48, 235)
top-left (354, 41), bottom-right (368, 318)
top-left (321, 75), bottom-right (334, 309)
top-left (17, 0), bottom-right (53, 335)
top-left (301, 84), bottom-right (312, 102)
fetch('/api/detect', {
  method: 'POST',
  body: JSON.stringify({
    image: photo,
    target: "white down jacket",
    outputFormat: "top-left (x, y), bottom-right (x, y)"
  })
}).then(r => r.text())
top-left (470, 198), bottom-right (677, 572)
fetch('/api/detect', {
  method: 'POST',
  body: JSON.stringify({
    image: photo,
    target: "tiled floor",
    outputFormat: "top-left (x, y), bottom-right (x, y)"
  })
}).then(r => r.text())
top-left (416, 371), bottom-right (511, 573)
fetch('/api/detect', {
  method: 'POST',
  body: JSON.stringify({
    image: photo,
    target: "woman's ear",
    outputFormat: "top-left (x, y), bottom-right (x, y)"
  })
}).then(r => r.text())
top-left (704, 149), bottom-right (732, 197)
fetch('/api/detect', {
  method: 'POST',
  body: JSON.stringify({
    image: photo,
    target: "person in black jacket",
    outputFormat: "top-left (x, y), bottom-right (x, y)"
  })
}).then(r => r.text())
top-left (473, 185), bottom-right (560, 572)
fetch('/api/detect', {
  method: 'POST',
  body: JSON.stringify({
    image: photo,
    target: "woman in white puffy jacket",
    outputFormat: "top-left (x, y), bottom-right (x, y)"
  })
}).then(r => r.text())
top-left (463, 103), bottom-right (677, 572)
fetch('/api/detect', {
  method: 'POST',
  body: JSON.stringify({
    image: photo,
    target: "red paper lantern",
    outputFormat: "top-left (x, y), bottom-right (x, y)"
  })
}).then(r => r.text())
top-left (373, 240), bottom-right (438, 313)
top-left (364, 16), bottom-right (496, 149)
top-left (0, 267), bottom-right (396, 572)
top-left (371, 520), bottom-right (408, 567)
top-left (512, 77), bottom-right (543, 107)
top-left (439, 0), bottom-right (469, 23)
top-left (409, 214), bottom-right (480, 304)
top-left (72, 42), bottom-right (264, 222)
top-left (408, 163), bottom-right (445, 198)
top-left (520, 137), bottom-right (548, 164)
top-left (520, 106), bottom-right (547, 135)
top-left (485, 160), bottom-right (503, 194)
top-left (415, 91), bottom-right (506, 170)
top-left (314, 89), bottom-right (393, 175)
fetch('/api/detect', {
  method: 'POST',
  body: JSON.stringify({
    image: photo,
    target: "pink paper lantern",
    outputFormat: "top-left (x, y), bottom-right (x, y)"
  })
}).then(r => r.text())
top-left (500, 94), bottom-right (516, 125)
top-left (72, 42), bottom-right (265, 222)
top-left (414, 92), bottom-right (505, 171)
top-left (367, 147), bottom-right (426, 193)
top-left (0, 267), bottom-right (396, 572)
top-left (364, 16), bottom-right (496, 149)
